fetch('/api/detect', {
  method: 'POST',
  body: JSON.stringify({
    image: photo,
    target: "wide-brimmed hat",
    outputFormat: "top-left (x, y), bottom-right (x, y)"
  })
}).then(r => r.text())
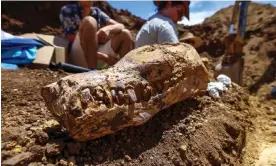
top-left (153, 1), bottom-right (190, 20)
top-left (180, 32), bottom-right (203, 48)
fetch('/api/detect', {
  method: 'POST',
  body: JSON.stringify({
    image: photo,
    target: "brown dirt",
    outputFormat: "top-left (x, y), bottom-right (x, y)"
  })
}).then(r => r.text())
top-left (1, 1), bottom-right (276, 166)
top-left (183, 3), bottom-right (276, 165)
top-left (2, 69), bottom-right (253, 166)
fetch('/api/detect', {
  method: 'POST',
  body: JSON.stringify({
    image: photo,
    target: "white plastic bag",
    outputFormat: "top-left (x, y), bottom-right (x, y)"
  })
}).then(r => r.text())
top-left (217, 74), bottom-right (231, 86)
top-left (207, 82), bottom-right (225, 91)
top-left (207, 82), bottom-right (227, 98)
top-left (208, 88), bottom-right (220, 98)
top-left (207, 75), bottom-right (232, 98)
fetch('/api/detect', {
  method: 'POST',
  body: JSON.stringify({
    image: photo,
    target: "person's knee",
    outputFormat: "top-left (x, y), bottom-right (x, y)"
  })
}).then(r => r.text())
top-left (80, 16), bottom-right (97, 34)
top-left (121, 29), bottom-right (132, 41)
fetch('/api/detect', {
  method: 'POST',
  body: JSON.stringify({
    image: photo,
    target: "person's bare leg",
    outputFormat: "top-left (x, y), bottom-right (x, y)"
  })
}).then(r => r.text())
top-left (79, 16), bottom-right (98, 69)
top-left (111, 29), bottom-right (134, 57)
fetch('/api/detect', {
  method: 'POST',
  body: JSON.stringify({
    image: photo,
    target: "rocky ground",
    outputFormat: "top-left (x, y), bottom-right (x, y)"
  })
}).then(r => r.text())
top-left (1, 1), bottom-right (276, 166)
top-left (1, 69), bottom-right (253, 166)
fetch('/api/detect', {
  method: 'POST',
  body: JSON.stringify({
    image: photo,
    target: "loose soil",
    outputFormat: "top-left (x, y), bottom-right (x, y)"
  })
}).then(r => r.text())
top-left (1, 1), bottom-right (276, 166)
top-left (1, 69), bottom-right (253, 166)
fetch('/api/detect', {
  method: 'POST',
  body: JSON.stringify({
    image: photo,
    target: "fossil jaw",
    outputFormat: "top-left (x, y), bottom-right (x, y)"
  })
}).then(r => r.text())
top-left (41, 43), bottom-right (209, 141)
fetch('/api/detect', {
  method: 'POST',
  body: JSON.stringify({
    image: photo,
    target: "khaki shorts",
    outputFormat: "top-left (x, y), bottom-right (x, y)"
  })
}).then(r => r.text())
top-left (69, 33), bottom-right (117, 69)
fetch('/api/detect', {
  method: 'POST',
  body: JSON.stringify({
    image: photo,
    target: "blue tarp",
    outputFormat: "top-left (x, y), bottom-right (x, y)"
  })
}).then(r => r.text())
top-left (1, 63), bottom-right (19, 70)
top-left (1, 31), bottom-right (44, 69)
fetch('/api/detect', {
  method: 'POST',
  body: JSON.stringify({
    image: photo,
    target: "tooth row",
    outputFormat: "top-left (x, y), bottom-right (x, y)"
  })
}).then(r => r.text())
top-left (79, 81), bottom-right (155, 109)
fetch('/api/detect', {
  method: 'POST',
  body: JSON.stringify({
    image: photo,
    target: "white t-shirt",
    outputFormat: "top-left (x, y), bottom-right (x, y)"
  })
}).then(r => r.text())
top-left (135, 13), bottom-right (179, 48)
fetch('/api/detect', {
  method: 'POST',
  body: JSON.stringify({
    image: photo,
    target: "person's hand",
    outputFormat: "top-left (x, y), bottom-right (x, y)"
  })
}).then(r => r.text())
top-left (97, 52), bottom-right (118, 65)
top-left (105, 55), bottom-right (118, 65)
top-left (97, 28), bottom-right (110, 44)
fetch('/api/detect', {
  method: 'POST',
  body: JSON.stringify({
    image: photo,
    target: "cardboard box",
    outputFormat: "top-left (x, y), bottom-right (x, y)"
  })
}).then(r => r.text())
top-left (21, 33), bottom-right (69, 68)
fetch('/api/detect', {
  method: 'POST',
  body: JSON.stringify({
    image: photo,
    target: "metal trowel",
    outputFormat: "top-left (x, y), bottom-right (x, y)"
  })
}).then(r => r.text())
top-left (214, 1), bottom-right (249, 85)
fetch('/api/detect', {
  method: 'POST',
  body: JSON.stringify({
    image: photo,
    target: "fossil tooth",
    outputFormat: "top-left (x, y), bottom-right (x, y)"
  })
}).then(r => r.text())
top-left (127, 89), bottom-right (137, 104)
top-left (117, 90), bottom-right (125, 105)
top-left (124, 93), bottom-right (130, 104)
top-left (94, 86), bottom-right (104, 99)
top-left (110, 89), bottom-right (118, 104)
top-left (111, 89), bottom-right (116, 98)
top-left (81, 88), bottom-right (92, 104)
top-left (104, 88), bottom-right (113, 107)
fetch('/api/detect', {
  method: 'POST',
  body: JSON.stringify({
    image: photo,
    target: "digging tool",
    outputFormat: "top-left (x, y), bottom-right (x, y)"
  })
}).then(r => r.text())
top-left (49, 62), bottom-right (94, 73)
top-left (214, 1), bottom-right (249, 85)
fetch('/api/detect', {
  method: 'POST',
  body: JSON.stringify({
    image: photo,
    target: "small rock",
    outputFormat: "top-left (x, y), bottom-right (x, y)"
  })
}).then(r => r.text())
top-left (59, 158), bottom-right (68, 166)
top-left (45, 141), bottom-right (65, 157)
top-left (176, 132), bottom-right (183, 136)
top-left (195, 123), bottom-right (203, 129)
top-left (23, 124), bottom-right (32, 130)
top-left (29, 127), bottom-right (43, 132)
top-left (178, 124), bottom-right (186, 131)
top-left (272, 129), bottom-right (276, 135)
top-left (124, 155), bottom-right (132, 162)
top-left (66, 142), bottom-right (81, 155)
top-left (41, 156), bottom-right (47, 164)
top-left (68, 156), bottom-right (76, 166)
top-left (43, 119), bottom-right (61, 134)
top-left (266, 107), bottom-right (275, 115)
top-left (2, 127), bottom-right (26, 143)
top-left (12, 145), bottom-right (23, 153)
top-left (31, 122), bottom-right (40, 126)
top-left (120, 160), bottom-right (125, 165)
top-left (5, 141), bottom-right (17, 150)
top-left (29, 145), bottom-right (44, 160)
top-left (2, 152), bottom-right (34, 166)
top-left (232, 150), bottom-right (237, 156)
top-left (34, 130), bottom-right (49, 145)
top-left (184, 118), bottom-right (190, 124)
top-left (26, 131), bottom-right (33, 137)
top-left (69, 162), bottom-right (74, 166)
top-left (1, 150), bottom-right (17, 160)
top-left (179, 145), bottom-right (187, 153)
top-left (150, 156), bottom-right (153, 160)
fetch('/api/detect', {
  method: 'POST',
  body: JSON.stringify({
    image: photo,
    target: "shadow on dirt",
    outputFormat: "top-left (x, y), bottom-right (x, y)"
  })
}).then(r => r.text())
top-left (249, 56), bottom-right (276, 94)
top-left (47, 99), bottom-right (201, 165)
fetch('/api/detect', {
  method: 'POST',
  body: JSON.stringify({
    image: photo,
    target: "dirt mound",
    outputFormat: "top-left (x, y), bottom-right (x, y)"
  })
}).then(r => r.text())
top-left (179, 2), bottom-right (276, 95)
top-left (1, 69), bottom-right (252, 165)
top-left (1, 1), bottom-right (145, 38)
top-left (180, 4), bottom-right (276, 164)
